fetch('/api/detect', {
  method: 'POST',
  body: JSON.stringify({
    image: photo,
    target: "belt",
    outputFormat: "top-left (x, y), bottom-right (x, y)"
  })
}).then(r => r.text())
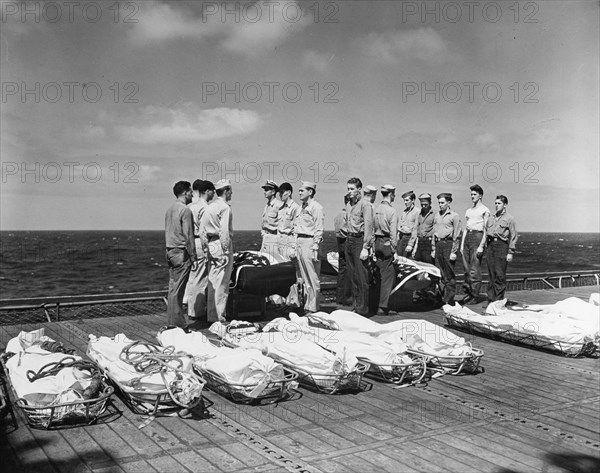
top-left (466, 229), bottom-right (484, 233)
top-left (262, 227), bottom-right (277, 235)
top-left (194, 235), bottom-right (201, 239)
top-left (418, 235), bottom-right (432, 240)
top-left (488, 236), bottom-right (507, 243)
top-left (399, 232), bottom-right (411, 237)
top-left (206, 234), bottom-right (220, 242)
top-left (375, 233), bottom-right (390, 238)
top-left (347, 232), bottom-right (364, 238)
top-left (295, 233), bottom-right (314, 239)
top-left (436, 236), bottom-right (453, 242)
top-left (166, 247), bottom-right (185, 251)
top-left (278, 231), bottom-right (293, 236)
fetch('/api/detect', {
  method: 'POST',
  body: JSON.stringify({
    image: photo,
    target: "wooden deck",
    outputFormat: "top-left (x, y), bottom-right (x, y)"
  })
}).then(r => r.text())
top-left (1, 286), bottom-right (599, 473)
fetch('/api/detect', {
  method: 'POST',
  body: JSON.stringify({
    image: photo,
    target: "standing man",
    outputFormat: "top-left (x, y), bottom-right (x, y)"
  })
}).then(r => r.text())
top-left (374, 184), bottom-right (399, 315)
top-left (165, 181), bottom-right (197, 328)
top-left (460, 184), bottom-right (490, 304)
top-left (486, 195), bottom-right (518, 302)
top-left (260, 180), bottom-right (281, 260)
top-left (292, 181), bottom-right (324, 313)
top-left (276, 182), bottom-right (301, 262)
top-left (432, 193), bottom-right (461, 305)
top-left (333, 194), bottom-right (352, 306)
top-left (412, 193), bottom-right (435, 264)
top-left (200, 179), bottom-right (234, 323)
top-left (363, 185), bottom-right (377, 206)
top-left (184, 179), bottom-right (215, 321)
top-left (345, 177), bottom-right (374, 316)
top-left (397, 191), bottom-right (420, 257)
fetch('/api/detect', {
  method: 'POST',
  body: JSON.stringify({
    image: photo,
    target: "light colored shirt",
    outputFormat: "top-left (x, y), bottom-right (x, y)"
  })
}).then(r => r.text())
top-left (374, 201), bottom-right (399, 250)
top-left (277, 199), bottom-right (301, 235)
top-left (464, 202), bottom-right (490, 231)
top-left (486, 210), bottom-right (518, 254)
top-left (333, 208), bottom-right (348, 238)
top-left (165, 201), bottom-right (196, 258)
top-left (433, 208), bottom-right (461, 254)
top-left (398, 204), bottom-right (420, 235)
top-left (188, 199), bottom-right (208, 237)
top-left (200, 197), bottom-right (233, 253)
top-left (293, 198), bottom-right (325, 250)
top-left (262, 197), bottom-right (282, 233)
top-left (345, 197), bottom-right (374, 250)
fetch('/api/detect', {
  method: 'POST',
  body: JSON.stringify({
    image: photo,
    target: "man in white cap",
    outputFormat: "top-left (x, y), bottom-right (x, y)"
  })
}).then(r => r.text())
top-left (165, 181), bottom-right (197, 328)
top-left (374, 184), bottom-right (398, 314)
top-left (345, 177), bottom-right (374, 315)
top-left (260, 180), bottom-right (282, 260)
top-left (413, 193), bottom-right (435, 264)
top-left (398, 190), bottom-right (420, 257)
top-left (200, 179), bottom-right (234, 322)
top-left (363, 185), bottom-right (377, 206)
top-left (183, 179), bottom-right (215, 322)
top-left (276, 182), bottom-right (300, 261)
top-left (292, 181), bottom-right (324, 313)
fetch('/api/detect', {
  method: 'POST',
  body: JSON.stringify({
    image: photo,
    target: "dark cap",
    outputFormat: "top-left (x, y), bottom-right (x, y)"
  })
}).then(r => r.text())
top-left (401, 190), bottom-right (416, 199)
top-left (437, 192), bottom-right (453, 202)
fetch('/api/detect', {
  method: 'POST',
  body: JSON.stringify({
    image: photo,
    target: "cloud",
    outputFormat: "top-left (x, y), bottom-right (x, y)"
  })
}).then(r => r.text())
top-left (303, 50), bottom-right (334, 72)
top-left (116, 103), bottom-right (263, 144)
top-left (129, 1), bottom-right (310, 57)
top-left (358, 27), bottom-right (451, 65)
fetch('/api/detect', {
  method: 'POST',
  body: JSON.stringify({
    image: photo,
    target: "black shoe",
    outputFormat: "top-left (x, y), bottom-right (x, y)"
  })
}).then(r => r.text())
top-left (378, 307), bottom-right (390, 315)
top-left (460, 295), bottom-right (474, 305)
top-left (185, 320), bottom-right (211, 331)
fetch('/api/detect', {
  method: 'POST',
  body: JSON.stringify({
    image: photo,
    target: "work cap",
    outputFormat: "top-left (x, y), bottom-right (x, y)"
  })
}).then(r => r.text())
top-left (215, 179), bottom-right (232, 190)
top-left (418, 192), bottom-right (432, 200)
top-left (364, 185), bottom-right (377, 194)
top-left (381, 184), bottom-right (396, 192)
top-left (301, 181), bottom-right (316, 191)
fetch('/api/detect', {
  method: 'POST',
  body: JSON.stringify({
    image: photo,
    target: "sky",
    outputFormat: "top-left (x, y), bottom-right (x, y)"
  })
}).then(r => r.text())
top-left (1, 0), bottom-right (598, 232)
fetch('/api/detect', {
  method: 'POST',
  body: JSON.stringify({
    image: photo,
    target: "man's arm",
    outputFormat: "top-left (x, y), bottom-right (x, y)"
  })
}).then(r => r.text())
top-left (478, 209), bottom-right (490, 253)
top-left (451, 214), bottom-right (461, 255)
top-left (220, 206), bottom-right (232, 253)
top-left (182, 208), bottom-right (197, 260)
top-left (390, 209), bottom-right (399, 252)
top-left (363, 201), bottom-right (374, 250)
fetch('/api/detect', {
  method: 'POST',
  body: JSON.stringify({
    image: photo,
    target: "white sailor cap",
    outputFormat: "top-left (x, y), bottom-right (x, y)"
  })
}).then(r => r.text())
top-left (261, 180), bottom-right (278, 190)
top-left (300, 181), bottom-right (316, 191)
top-left (381, 184), bottom-right (396, 192)
top-left (364, 185), bottom-right (377, 194)
top-left (418, 192), bottom-right (432, 201)
top-left (215, 179), bottom-right (232, 190)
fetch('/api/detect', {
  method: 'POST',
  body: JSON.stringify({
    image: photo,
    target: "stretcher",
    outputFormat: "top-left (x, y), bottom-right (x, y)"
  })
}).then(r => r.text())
top-left (265, 314), bottom-right (429, 386)
top-left (212, 321), bottom-right (370, 394)
top-left (443, 297), bottom-right (599, 357)
top-left (156, 327), bottom-right (298, 404)
top-left (1, 329), bottom-right (113, 429)
top-left (87, 334), bottom-right (206, 417)
top-left (315, 310), bottom-right (485, 376)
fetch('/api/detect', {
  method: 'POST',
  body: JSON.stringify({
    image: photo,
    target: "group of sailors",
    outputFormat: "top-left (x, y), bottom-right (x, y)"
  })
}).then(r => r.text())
top-left (164, 177), bottom-right (517, 328)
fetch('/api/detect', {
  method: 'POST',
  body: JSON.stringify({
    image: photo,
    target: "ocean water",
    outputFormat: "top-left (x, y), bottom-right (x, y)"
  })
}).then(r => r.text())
top-left (0, 231), bottom-right (598, 299)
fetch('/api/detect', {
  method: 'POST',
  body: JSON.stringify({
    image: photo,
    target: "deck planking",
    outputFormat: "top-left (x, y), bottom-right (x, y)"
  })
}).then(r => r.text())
top-left (1, 286), bottom-right (599, 473)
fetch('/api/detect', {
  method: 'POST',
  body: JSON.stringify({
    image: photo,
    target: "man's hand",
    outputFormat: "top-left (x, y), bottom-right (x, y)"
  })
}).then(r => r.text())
top-left (450, 252), bottom-right (457, 262)
top-left (431, 251), bottom-right (435, 259)
top-left (312, 249), bottom-right (319, 262)
top-left (506, 254), bottom-right (513, 263)
top-left (405, 245), bottom-right (412, 253)
top-left (360, 248), bottom-right (369, 260)
top-left (476, 247), bottom-right (484, 257)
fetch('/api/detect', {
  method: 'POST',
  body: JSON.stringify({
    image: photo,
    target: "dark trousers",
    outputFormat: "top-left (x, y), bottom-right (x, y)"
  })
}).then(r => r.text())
top-left (414, 237), bottom-right (434, 264)
top-left (486, 239), bottom-right (509, 301)
top-left (462, 231), bottom-right (484, 297)
top-left (397, 233), bottom-right (411, 256)
top-left (166, 248), bottom-right (192, 328)
top-left (346, 235), bottom-right (370, 315)
top-left (374, 236), bottom-right (395, 309)
top-left (336, 237), bottom-right (352, 305)
top-left (434, 240), bottom-right (456, 304)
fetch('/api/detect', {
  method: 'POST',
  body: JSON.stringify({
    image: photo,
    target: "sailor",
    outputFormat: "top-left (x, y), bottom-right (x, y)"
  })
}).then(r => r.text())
top-left (432, 193), bottom-right (461, 305)
top-left (363, 185), bottom-right (378, 206)
top-left (200, 179), bottom-right (234, 322)
top-left (345, 177), bottom-right (375, 315)
top-left (260, 180), bottom-right (282, 260)
top-left (165, 181), bottom-right (197, 328)
top-left (412, 193), bottom-right (435, 264)
top-left (486, 195), bottom-right (518, 302)
top-left (460, 184), bottom-right (490, 304)
top-left (276, 182), bottom-right (301, 262)
top-left (292, 181), bottom-right (324, 313)
top-left (374, 184), bottom-right (399, 315)
top-left (183, 179), bottom-right (215, 321)
top-left (333, 194), bottom-right (352, 306)
top-left (397, 190), bottom-right (420, 257)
